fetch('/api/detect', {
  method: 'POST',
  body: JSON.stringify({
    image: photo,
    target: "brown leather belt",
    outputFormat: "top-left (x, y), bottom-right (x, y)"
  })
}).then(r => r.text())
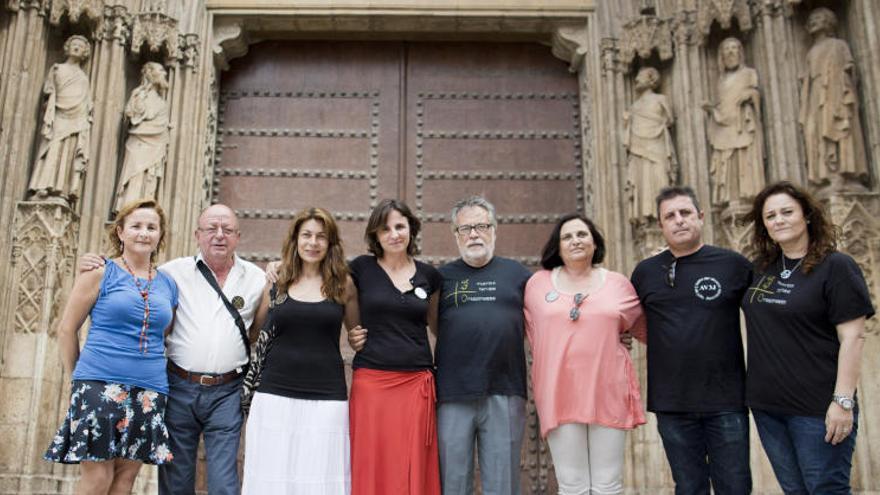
top-left (167, 360), bottom-right (245, 387)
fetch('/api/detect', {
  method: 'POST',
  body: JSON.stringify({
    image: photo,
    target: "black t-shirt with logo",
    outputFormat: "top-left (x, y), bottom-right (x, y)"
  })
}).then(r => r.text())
top-left (350, 255), bottom-right (442, 371)
top-left (631, 245), bottom-right (751, 413)
top-left (742, 252), bottom-right (874, 416)
top-left (435, 257), bottom-right (532, 403)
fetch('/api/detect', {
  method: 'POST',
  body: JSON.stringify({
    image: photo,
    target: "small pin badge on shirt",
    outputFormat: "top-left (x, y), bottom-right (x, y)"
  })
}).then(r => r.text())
top-left (414, 287), bottom-right (428, 300)
top-left (231, 296), bottom-right (245, 309)
top-left (545, 290), bottom-right (559, 303)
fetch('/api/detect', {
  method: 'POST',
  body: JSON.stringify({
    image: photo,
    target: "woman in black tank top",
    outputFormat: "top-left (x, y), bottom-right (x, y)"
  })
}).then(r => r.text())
top-left (242, 207), bottom-right (361, 495)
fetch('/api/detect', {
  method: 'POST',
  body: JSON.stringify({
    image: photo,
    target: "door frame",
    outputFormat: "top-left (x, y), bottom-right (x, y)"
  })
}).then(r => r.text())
top-left (205, 4), bottom-right (597, 493)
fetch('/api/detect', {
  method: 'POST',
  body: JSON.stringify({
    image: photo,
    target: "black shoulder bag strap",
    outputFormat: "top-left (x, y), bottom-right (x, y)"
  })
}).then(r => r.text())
top-left (195, 258), bottom-right (251, 362)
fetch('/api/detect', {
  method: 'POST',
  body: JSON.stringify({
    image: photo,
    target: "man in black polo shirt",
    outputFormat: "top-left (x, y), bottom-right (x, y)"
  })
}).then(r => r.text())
top-left (435, 196), bottom-right (532, 495)
top-left (631, 186), bottom-right (752, 495)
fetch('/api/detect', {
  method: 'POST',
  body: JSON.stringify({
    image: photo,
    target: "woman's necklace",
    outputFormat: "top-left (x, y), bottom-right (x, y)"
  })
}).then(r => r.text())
top-left (122, 256), bottom-right (154, 353)
top-left (779, 255), bottom-right (804, 280)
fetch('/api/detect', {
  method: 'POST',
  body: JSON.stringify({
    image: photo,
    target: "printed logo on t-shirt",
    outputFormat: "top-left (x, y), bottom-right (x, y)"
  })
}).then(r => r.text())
top-left (746, 275), bottom-right (794, 305)
top-left (445, 278), bottom-right (497, 306)
top-left (694, 276), bottom-right (722, 301)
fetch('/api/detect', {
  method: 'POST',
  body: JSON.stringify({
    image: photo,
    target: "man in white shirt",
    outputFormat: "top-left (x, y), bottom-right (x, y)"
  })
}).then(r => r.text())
top-left (158, 204), bottom-right (267, 495)
top-left (82, 204), bottom-right (267, 495)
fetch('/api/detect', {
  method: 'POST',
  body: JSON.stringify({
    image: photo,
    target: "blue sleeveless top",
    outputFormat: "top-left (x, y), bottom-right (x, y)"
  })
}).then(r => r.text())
top-left (73, 260), bottom-right (178, 394)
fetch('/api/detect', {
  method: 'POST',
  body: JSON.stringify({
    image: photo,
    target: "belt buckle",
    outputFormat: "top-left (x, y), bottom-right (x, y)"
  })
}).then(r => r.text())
top-left (199, 374), bottom-right (216, 386)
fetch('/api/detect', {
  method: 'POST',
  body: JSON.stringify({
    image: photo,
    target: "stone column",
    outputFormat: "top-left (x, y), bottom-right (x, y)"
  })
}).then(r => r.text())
top-left (823, 191), bottom-right (880, 491)
top-left (669, 10), bottom-right (713, 242)
top-left (0, 1), bottom-right (53, 396)
top-left (750, 0), bottom-right (805, 184)
top-left (0, 202), bottom-right (78, 493)
top-left (76, 4), bottom-right (131, 257)
top-left (596, 38), bottom-right (632, 270)
top-left (847, 0), bottom-right (880, 188)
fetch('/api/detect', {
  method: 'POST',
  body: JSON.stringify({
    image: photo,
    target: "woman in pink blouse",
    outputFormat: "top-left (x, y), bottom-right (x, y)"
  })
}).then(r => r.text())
top-left (524, 213), bottom-right (646, 495)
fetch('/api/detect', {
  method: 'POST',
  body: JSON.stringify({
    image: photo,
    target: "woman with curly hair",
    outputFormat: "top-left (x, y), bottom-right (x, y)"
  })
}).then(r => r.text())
top-left (45, 198), bottom-right (177, 494)
top-left (742, 181), bottom-right (873, 493)
top-left (242, 207), bottom-right (360, 494)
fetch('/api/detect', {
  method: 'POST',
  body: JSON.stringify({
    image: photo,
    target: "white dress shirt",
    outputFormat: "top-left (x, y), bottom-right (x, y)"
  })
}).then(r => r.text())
top-left (161, 253), bottom-right (266, 374)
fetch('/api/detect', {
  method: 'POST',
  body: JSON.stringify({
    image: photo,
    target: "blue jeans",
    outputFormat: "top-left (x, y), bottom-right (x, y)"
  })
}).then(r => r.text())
top-left (656, 411), bottom-right (751, 495)
top-left (158, 372), bottom-right (244, 495)
top-left (752, 409), bottom-right (857, 495)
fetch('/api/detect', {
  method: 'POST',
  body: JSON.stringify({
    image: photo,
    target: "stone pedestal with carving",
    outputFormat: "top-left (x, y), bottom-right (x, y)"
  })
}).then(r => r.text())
top-left (0, 201), bottom-right (78, 493)
top-left (822, 191), bottom-right (880, 489)
top-left (631, 217), bottom-right (666, 260)
top-left (714, 200), bottom-right (753, 256)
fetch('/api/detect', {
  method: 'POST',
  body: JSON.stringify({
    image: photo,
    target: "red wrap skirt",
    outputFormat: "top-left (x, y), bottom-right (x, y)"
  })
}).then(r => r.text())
top-left (349, 368), bottom-right (440, 495)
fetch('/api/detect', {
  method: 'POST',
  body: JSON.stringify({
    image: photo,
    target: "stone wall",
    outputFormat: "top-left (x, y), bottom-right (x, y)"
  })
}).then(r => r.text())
top-left (0, 0), bottom-right (877, 493)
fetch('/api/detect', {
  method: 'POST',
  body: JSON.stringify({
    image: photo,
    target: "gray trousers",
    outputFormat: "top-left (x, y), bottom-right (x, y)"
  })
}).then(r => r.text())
top-left (437, 394), bottom-right (526, 495)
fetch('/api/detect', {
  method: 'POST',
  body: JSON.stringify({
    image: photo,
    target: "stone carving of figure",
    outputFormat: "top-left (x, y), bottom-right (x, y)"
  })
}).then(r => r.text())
top-left (114, 62), bottom-right (170, 211)
top-left (27, 35), bottom-right (92, 204)
top-left (799, 7), bottom-right (868, 187)
top-left (623, 67), bottom-right (676, 220)
top-left (704, 37), bottom-right (764, 205)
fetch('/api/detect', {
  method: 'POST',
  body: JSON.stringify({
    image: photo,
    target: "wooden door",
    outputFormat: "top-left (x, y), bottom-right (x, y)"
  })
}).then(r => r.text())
top-left (216, 40), bottom-right (581, 494)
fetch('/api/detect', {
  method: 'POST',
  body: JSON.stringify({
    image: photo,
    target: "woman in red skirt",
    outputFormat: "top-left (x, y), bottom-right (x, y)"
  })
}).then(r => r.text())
top-left (347, 199), bottom-right (442, 495)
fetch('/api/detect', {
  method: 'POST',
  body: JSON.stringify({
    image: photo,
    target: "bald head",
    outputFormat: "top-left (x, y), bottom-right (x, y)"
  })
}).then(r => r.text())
top-left (196, 204), bottom-right (241, 265)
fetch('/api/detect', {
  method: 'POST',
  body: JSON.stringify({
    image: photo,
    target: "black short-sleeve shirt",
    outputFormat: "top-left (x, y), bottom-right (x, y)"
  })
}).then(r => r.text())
top-left (350, 255), bottom-right (442, 371)
top-left (631, 245), bottom-right (752, 413)
top-left (742, 252), bottom-right (874, 416)
top-left (435, 257), bottom-right (532, 402)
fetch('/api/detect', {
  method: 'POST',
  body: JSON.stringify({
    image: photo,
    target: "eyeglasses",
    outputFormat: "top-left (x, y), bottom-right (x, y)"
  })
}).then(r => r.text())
top-left (454, 223), bottom-right (494, 236)
top-left (664, 259), bottom-right (677, 288)
top-left (198, 226), bottom-right (238, 237)
top-left (570, 293), bottom-right (586, 321)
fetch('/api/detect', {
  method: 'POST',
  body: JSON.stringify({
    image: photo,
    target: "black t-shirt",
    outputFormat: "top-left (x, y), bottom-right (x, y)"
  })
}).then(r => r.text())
top-left (350, 255), bottom-right (442, 371)
top-left (631, 245), bottom-right (751, 413)
top-left (435, 257), bottom-right (532, 403)
top-left (258, 297), bottom-right (347, 401)
top-left (742, 252), bottom-right (874, 416)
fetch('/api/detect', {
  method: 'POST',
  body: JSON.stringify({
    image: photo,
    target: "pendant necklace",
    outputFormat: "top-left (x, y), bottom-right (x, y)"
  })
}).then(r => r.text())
top-left (122, 256), bottom-right (154, 354)
top-left (779, 256), bottom-right (803, 280)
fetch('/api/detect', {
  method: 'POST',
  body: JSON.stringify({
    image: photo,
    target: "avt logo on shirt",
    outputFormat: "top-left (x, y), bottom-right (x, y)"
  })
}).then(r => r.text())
top-left (694, 277), bottom-right (722, 301)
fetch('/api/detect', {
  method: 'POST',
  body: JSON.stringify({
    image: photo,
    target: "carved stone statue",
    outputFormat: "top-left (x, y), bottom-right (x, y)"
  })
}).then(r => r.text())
top-left (799, 7), bottom-right (868, 187)
top-left (27, 35), bottom-right (92, 205)
top-left (114, 62), bottom-right (170, 211)
top-left (623, 67), bottom-right (676, 220)
top-left (704, 37), bottom-right (764, 205)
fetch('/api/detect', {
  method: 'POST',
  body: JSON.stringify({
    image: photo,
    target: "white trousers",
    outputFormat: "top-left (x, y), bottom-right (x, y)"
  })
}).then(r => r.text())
top-left (546, 423), bottom-right (626, 495)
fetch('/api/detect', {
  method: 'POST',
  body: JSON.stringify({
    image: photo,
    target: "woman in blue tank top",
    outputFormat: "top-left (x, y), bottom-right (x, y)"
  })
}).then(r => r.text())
top-left (242, 207), bottom-right (361, 494)
top-left (45, 199), bottom-right (178, 494)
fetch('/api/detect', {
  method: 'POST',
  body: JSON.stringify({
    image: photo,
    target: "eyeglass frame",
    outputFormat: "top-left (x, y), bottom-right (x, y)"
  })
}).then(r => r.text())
top-left (197, 225), bottom-right (239, 237)
top-left (664, 259), bottom-right (677, 288)
top-left (453, 223), bottom-right (495, 236)
top-left (569, 292), bottom-right (586, 321)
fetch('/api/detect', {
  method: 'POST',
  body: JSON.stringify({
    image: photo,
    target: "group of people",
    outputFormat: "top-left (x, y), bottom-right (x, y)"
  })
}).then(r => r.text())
top-left (44, 179), bottom-right (870, 495)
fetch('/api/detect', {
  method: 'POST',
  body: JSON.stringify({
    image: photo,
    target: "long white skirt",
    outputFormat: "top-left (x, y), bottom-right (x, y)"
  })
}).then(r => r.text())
top-left (242, 391), bottom-right (351, 495)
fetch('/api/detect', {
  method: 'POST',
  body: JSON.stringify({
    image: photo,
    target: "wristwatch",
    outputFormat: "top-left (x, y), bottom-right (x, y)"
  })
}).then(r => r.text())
top-left (832, 394), bottom-right (855, 411)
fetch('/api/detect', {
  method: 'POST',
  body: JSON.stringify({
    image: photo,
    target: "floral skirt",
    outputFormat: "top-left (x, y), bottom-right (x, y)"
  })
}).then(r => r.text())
top-left (44, 380), bottom-right (174, 465)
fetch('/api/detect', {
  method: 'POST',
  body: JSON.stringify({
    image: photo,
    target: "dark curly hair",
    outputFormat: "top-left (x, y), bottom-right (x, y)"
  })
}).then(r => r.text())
top-left (540, 213), bottom-right (606, 269)
top-left (744, 181), bottom-right (838, 274)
